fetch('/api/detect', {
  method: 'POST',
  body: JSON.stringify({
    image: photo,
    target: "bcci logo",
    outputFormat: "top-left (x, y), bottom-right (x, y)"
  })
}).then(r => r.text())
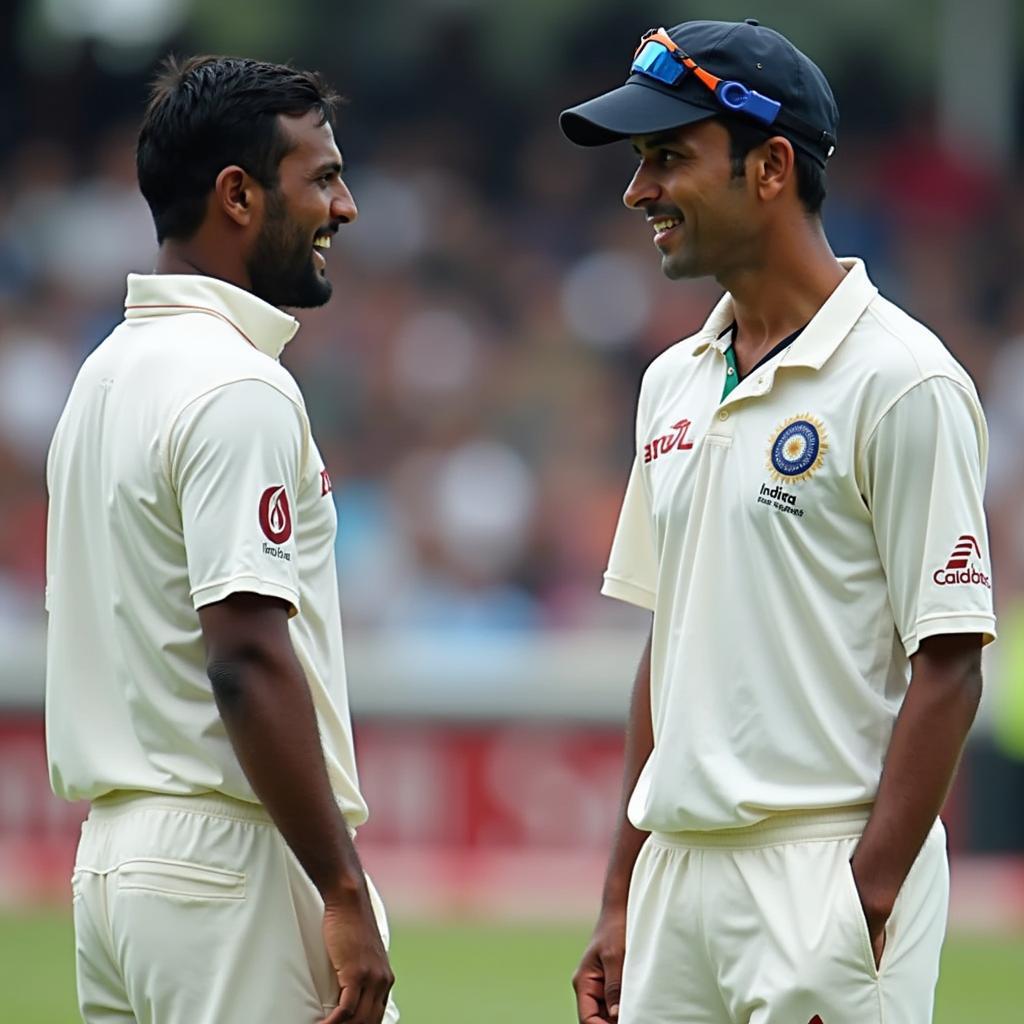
top-left (766, 414), bottom-right (829, 483)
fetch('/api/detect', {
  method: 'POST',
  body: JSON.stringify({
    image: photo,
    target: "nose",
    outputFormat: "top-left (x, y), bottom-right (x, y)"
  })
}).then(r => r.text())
top-left (332, 180), bottom-right (358, 225)
top-left (623, 162), bottom-right (659, 210)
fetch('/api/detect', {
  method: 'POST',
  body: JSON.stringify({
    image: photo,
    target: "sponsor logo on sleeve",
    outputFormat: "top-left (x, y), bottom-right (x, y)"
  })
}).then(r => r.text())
top-left (933, 534), bottom-right (991, 589)
top-left (320, 468), bottom-right (333, 496)
top-left (259, 485), bottom-right (293, 560)
top-left (644, 418), bottom-right (695, 463)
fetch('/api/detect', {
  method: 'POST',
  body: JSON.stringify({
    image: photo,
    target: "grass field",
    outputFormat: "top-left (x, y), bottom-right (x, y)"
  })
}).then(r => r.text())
top-left (1, 912), bottom-right (1020, 1022)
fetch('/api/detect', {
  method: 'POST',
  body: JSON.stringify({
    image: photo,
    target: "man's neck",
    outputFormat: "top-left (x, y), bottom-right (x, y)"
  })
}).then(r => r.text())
top-left (718, 221), bottom-right (845, 377)
top-left (154, 238), bottom-right (251, 293)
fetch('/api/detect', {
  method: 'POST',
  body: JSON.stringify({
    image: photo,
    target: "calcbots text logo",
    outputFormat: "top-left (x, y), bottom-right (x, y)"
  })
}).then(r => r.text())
top-left (933, 534), bottom-right (991, 589)
top-left (766, 414), bottom-right (829, 483)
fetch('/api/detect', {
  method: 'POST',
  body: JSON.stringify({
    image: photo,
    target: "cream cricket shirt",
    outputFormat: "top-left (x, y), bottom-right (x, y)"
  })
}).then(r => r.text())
top-left (45, 274), bottom-right (368, 826)
top-left (604, 258), bottom-right (996, 834)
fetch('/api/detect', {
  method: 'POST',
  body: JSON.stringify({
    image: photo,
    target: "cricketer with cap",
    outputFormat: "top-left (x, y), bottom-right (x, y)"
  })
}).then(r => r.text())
top-left (561, 19), bottom-right (996, 1024)
top-left (46, 57), bottom-right (396, 1024)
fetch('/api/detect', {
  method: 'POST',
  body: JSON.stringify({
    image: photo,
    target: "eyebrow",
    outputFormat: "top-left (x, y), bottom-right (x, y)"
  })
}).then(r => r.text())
top-left (633, 131), bottom-right (687, 154)
top-left (313, 159), bottom-right (344, 176)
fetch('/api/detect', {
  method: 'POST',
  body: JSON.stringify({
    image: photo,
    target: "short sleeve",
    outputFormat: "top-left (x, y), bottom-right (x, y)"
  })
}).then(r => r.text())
top-left (862, 376), bottom-right (997, 655)
top-left (168, 379), bottom-right (307, 615)
top-left (601, 456), bottom-right (658, 610)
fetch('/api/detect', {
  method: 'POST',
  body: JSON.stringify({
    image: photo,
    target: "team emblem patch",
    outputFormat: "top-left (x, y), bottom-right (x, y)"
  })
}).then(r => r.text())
top-left (767, 414), bottom-right (829, 483)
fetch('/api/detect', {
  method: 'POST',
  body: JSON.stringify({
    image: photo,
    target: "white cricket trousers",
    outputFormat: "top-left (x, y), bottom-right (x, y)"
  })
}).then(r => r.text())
top-left (619, 809), bottom-right (949, 1024)
top-left (72, 791), bottom-right (399, 1024)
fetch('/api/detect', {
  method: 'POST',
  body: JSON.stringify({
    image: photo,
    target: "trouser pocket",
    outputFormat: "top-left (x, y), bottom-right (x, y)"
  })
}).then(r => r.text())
top-left (114, 858), bottom-right (246, 900)
top-left (837, 858), bottom-right (881, 980)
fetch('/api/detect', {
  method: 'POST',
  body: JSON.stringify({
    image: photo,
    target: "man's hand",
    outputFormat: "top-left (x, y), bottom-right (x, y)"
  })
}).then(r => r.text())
top-left (201, 595), bottom-right (394, 1021)
top-left (849, 857), bottom-right (892, 969)
top-left (866, 919), bottom-right (886, 970)
top-left (319, 894), bottom-right (395, 1024)
top-left (847, 634), bottom-right (984, 972)
top-left (572, 905), bottom-right (627, 1023)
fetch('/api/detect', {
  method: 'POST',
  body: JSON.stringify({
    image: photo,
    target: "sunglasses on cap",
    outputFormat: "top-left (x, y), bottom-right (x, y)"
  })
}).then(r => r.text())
top-left (631, 28), bottom-right (836, 159)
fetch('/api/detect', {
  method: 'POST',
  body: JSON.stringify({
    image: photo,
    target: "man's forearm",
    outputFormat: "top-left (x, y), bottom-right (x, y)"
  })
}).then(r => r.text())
top-left (851, 633), bottom-right (983, 926)
top-left (209, 646), bottom-right (367, 904)
top-left (601, 627), bottom-right (654, 910)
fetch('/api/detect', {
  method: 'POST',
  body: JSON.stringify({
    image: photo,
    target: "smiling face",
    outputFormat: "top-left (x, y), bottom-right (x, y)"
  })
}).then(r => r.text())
top-left (624, 119), bottom-right (761, 281)
top-left (246, 110), bottom-right (357, 308)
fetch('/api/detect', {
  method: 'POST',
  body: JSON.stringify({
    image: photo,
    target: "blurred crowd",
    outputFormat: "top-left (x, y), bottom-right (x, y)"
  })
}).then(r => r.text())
top-left (2, 62), bottom-right (1024, 664)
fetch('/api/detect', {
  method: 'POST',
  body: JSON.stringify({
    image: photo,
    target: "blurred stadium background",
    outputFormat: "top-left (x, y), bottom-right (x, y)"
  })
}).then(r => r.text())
top-left (2, 0), bottom-right (1024, 1019)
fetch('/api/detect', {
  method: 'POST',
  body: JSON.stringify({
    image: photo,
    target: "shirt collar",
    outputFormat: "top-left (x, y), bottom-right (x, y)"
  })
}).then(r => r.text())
top-left (124, 273), bottom-right (300, 360)
top-left (691, 258), bottom-right (878, 369)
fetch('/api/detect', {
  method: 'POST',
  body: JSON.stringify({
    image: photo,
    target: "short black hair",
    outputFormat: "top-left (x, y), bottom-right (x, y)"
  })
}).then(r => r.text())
top-left (137, 55), bottom-right (341, 243)
top-left (719, 116), bottom-right (827, 216)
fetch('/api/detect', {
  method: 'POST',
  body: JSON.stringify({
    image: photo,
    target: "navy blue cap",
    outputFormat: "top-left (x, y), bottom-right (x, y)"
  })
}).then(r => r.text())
top-left (559, 19), bottom-right (838, 166)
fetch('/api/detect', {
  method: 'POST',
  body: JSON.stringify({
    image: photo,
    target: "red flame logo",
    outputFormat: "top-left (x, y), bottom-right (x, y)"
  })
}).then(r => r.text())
top-left (259, 485), bottom-right (292, 544)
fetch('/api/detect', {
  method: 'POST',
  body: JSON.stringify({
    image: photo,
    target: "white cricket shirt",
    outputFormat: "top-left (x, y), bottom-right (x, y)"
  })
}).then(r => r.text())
top-left (604, 258), bottom-right (996, 833)
top-left (45, 273), bottom-right (368, 826)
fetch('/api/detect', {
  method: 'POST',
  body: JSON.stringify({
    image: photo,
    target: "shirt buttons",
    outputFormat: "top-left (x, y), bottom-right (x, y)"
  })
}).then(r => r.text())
top-left (726, 367), bottom-right (735, 376)
top-left (718, 410), bottom-right (729, 421)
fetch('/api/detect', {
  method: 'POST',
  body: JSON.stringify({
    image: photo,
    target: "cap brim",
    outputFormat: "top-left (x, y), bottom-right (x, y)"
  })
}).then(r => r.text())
top-left (559, 80), bottom-right (716, 147)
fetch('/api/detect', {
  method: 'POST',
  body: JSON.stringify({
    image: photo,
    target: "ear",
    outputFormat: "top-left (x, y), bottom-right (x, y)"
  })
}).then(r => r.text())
top-left (214, 165), bottom-right (262, 228)
top-left (753, 136), bottom-right (796, 203)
